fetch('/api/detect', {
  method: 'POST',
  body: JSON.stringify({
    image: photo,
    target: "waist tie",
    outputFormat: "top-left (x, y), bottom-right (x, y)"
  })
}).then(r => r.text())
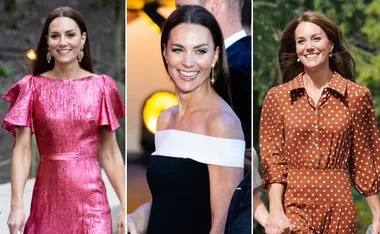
top-left (40, 152), bottom-right (98, 162)
top-left (284, 169), bottom-right (353, 205)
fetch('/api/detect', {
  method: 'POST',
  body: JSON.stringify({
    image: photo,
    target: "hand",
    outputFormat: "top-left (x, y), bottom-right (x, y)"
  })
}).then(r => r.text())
top-left (117, 210), bottom-right (125, 234)
top-left (127, 215), bottom-right (139, 234)
top-left (7, 206), bottom-right (25, 234)
top-left (265, 210), bottom-right (293, 234)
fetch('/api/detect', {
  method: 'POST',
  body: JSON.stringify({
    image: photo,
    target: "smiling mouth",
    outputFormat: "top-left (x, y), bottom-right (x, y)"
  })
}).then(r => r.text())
top-left (304, 53), bottom-right (319, 58)
top-left (57, 49), bottom-right (72, 54)
top-left (179, 70), bottom-right (199, 78)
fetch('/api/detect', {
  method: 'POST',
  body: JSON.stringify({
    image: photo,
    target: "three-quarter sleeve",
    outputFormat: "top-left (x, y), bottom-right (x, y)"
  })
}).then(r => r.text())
top-left (99, 75), bottom-right (125, 132)
top-left (260, 87), bottom-right (287, 189)
top-left (349, 87), bottom-right (380, 196)
top-left (2, 75), bottom-right (35, 137)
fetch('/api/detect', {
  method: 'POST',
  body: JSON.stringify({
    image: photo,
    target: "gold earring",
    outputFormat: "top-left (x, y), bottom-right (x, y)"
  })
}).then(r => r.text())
top-left (211, 65), bottom-right (215, 85)
top-left (46, 48), bottom-right (52, 63)
top-left (78, 46), bottom-right (84, 62)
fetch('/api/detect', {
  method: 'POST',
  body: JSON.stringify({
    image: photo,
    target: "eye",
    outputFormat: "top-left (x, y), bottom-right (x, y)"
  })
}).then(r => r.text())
top-left (67, 33), bottom-right (76, 38)
top-left (50, 34), bottom-right (59, 39)
top-left (196, 49), bottom-right (207, 55)
top-left (171, 48), bottom-right (183, 53)
top-left (313, 37), bottom-right (321, 41)
top-left (296, 39), bottom-right (305, 45)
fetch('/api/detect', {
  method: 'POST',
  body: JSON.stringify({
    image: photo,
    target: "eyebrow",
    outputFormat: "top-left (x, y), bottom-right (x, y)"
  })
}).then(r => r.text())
top-left (171, 43), bottom-right (209, 49)
top-left (49, 29), bottom-right (76, 34)
top-left (296, 33), bottom-right (322, 40)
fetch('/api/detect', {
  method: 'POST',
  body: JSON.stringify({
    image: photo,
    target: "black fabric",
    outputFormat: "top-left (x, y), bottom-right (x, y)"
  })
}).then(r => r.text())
top-left (146, 155), bottom-right (211, 234)
top-left (226, 36), bottom-right (252, 148)
top-left (225, 169), bottom-right (252, 234)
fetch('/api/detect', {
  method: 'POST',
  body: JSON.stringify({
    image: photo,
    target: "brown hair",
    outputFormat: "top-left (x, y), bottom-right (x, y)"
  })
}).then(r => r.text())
top-left (30, 7), bottom-right (94, 75)
top-left (278, 11), bottom-right (355, 83)
top-left (161, 5), bottom-right (232, 105)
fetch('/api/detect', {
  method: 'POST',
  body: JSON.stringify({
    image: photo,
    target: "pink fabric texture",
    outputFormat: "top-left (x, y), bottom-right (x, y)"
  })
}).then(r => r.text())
top-left (2, 74), bottom-right (125, 233)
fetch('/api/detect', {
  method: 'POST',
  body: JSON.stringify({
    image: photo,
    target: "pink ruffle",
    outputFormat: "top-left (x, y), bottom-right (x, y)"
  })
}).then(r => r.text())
top-left (98, 75), bottom-right (125, 132)
top-left (2, 75), bottom-right (35, 137)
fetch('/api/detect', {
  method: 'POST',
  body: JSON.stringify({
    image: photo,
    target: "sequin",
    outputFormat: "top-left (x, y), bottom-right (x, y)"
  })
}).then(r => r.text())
top-left (2, 74), bottom-right (125, 234)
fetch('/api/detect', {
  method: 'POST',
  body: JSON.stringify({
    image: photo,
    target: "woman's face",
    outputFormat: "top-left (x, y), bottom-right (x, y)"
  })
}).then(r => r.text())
top-left (47, 17), bottom-right (86, 65)
top-left (163, 23), bottom-right (219, 94)
top-left (295, 21), bottom-right (333, 72)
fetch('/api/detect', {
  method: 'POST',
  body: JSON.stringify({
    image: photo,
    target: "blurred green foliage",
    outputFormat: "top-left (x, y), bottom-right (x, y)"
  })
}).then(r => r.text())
top-left (253, 0), bottom-right (380, 233)
top-left (0, 62), bottom-right (11, 78)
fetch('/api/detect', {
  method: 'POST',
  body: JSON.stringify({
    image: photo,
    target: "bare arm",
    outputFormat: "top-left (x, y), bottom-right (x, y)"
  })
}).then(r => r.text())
top-left (99, 129), bottom-right (125, 233)
top-left (366, 194), bottom-right (380, 233)
top-left (208, 165), bottom-right (243, 234)
top-left (265, 183), bottom-right (292, 234)
top-left (8, 128), bottom-right (32, 234)
top-left (252, 192), bottom-right (269, 227)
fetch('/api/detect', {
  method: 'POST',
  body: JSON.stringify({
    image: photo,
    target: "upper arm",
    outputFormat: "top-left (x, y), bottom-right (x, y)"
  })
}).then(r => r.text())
top-left (99, 128), bottom-right (119, 158)
top-left (14, 127), bottom-right (33, 155)
top-left (206, 112), bottom-right (244, 220)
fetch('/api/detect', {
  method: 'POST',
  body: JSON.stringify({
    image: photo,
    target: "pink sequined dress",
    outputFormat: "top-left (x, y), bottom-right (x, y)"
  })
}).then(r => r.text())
top-left (2, 74), bottom-right (125, 234)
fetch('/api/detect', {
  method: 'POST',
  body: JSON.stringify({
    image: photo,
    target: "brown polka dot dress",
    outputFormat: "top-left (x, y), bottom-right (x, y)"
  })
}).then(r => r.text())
top-left (259, 72), bottom-right (380, 233)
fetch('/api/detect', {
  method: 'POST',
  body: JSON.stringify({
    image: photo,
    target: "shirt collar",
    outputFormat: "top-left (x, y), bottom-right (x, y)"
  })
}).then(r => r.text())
top-left (289, 71), bottom-right (347, 96)
top-left (224, 30), bottom-right (247, 49)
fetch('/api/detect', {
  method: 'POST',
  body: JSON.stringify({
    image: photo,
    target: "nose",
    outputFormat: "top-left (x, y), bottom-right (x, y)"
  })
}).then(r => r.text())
top-left (306, 41), bottom-right (315, 52)
top-left (182, 52), bottom-right (194, 67)
top-left (59, 36), bottom-right (67, 47)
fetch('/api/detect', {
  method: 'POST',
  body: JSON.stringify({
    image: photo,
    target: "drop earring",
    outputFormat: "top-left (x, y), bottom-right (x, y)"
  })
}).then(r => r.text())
top-left (297, 58), bottom-right (300, 62)
top-left (329, 52), bottom-right (332, 58)
top-left (78, 46), bottom-right (84, 62)
top-left (46, 48), bottom-right (52, 63)
top-left (210, 65), bottom-right (215, 85)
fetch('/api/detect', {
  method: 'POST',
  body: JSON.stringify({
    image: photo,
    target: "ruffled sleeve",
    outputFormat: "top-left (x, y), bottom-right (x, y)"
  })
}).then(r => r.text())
top-left (349, 87), bottom-right (380, 196)
top-left (99, 75), bottom-right (125, 132)
top-left (2, 75), bottom-right (35, 137)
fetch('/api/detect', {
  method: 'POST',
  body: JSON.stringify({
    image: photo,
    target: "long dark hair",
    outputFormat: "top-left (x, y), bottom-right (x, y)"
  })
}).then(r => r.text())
top-left (160, 5), bottom-right (232, 106)
top-left (30, 7), bottom-right (94, 75)
top-left (278, 11), bottom-right (355, 83)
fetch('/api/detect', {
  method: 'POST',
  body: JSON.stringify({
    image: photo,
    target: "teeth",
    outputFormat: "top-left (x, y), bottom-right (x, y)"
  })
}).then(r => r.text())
top-left (57, 50), bottom-right (71, 53)
top-left (305, 54), bottom-right (318, 58)
top-left (179, 71), bottom-right (198, 77)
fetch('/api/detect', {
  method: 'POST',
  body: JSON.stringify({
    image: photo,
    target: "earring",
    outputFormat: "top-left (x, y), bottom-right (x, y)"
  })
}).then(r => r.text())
top-left (211, 65), bottom-right (215, 85)
top-left (46, 48), bottom-right (52, 63)
top-left (78, 46), bottom-right (84, 62)
top-left (329, 52), bottom-right (332, 58)
top-left (297, 58), bottom-right (300, 62)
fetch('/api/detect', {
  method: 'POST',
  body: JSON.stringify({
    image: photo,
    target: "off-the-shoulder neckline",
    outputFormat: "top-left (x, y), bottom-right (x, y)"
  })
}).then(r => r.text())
top-left (156, 129), bottom-right (245, 142)
top-left (36, 74), bottom-right (100, 81)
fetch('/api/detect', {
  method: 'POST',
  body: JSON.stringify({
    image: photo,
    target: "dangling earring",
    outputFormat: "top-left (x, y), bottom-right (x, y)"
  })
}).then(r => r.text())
top-left (329, 52), bottom-right (332, 58)
top-left (297, 58), bottom-right (300, 62)
top-left (210, 64), bottom-right (215, 85)
top-left (78, 46), bottom-right (84, 62)
top-left (46, 48), bottom-right (52, 63)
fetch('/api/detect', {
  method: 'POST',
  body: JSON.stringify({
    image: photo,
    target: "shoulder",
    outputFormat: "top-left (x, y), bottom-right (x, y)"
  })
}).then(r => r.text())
top-left (346, 81), bottom-right (374, 108)
top-left (206, 109), bottom-right (244, 140)
top-left (156, 106), bottom-right (176, 131)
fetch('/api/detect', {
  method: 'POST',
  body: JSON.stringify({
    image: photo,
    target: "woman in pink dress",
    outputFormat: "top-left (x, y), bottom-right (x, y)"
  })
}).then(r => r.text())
top-left (3, 7), bottom-right (125, 234)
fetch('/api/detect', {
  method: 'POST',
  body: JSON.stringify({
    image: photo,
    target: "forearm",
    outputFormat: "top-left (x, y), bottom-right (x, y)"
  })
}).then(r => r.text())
top-left (253, 192), bottom-right (269, 227)
top-left (129, 201), bottom-right (152, 234)
top-left (366, 194), bottom-right (380, 220)
top-left (268, 183), bottom-right (285, 212)
top-left (101, 151), bottom-right (125, 209)
top-left (11, 147), bottom-right (32, 208)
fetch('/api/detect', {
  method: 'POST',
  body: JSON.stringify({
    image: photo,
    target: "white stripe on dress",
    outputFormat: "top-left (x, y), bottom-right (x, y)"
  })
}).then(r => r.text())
top-left (152, 129), bottom-right (245, 168)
